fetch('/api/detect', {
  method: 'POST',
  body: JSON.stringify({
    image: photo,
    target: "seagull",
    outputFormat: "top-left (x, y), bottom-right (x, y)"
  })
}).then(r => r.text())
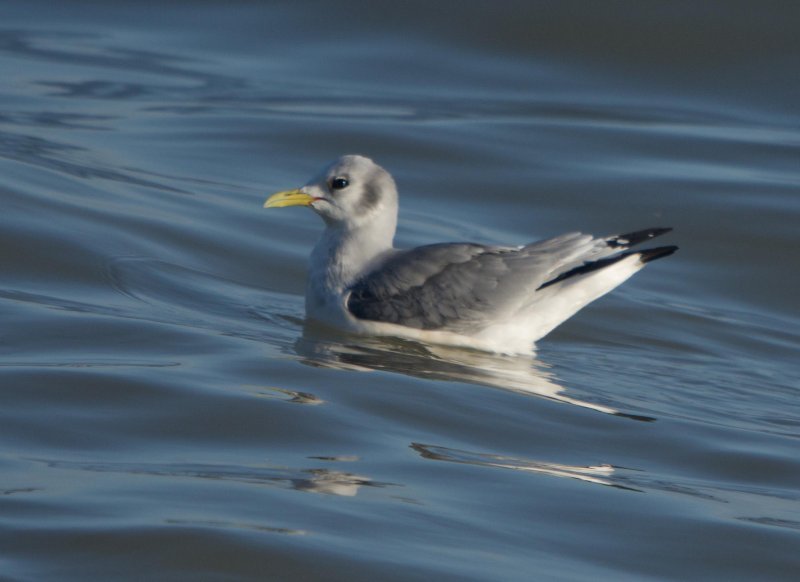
top-left (264, 155), bottom-right (676, 353)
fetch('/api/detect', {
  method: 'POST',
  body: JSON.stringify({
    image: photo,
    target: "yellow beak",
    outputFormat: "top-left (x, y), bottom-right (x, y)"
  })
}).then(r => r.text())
top-left (263, 189), bottom-right (315, 209)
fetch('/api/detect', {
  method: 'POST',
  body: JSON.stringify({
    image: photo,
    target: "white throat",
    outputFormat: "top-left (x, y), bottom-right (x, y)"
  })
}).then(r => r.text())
top-left (306, 207), bottom-right (397, 321)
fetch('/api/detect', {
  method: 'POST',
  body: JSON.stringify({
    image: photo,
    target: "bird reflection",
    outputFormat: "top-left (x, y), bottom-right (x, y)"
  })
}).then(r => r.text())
top-left (294, 322), bottom-right (653, 421)
top-left (41, 458), bottom-right (386, 497)
top-left (291, 469), bottom-right (374, 496)
top-left (411, 443), bottom-right (641, 492)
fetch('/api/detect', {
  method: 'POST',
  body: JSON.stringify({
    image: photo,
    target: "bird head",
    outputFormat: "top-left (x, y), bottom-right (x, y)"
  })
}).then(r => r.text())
top-left (264, 155), bottom-right (399, 234)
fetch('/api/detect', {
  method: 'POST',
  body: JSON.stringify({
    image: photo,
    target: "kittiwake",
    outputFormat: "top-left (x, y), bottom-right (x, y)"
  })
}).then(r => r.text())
top-left (264, 155), bottom-right (677, 353)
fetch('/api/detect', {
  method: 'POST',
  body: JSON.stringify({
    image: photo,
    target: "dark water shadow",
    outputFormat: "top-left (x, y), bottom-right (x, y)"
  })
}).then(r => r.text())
top-left (0, 28), bottom-right (244, 95)
top-left (0, 127), bottom-right (189, 193)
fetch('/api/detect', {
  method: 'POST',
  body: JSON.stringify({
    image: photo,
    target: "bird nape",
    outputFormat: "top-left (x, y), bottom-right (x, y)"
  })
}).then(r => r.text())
top-left (264, 154), bottom-right (676, 354)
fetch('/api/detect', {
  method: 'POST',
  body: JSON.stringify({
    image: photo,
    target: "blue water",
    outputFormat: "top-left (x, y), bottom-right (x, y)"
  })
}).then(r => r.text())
top-left (1, 2), bottom-right (799, 580)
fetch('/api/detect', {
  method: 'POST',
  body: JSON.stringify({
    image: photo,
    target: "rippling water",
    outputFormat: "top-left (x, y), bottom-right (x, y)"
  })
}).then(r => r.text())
top-left (2, 2), bottom-right (799, 580)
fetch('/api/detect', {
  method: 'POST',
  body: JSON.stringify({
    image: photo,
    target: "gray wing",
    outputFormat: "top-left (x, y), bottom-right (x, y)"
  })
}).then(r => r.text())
top-left (345, 228), bottom-right (674, 332)
top-left (345, 234), bottom-right (589, 332)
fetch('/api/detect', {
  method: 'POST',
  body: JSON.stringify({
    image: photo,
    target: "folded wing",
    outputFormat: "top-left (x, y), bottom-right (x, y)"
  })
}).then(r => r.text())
top-left (346, 228), bottom-right (675, 333)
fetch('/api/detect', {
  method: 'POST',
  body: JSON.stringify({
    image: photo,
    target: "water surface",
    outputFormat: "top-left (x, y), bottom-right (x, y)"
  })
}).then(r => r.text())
top-left (1, 2), bottom-right (799, 580)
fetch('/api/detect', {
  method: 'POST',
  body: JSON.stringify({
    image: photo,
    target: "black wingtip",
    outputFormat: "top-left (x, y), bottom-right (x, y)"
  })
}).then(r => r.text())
top-left (638, 245), bottom-right (678, 264)
top-left (607, 227), bottom-right (673, 249)
top-left (537, 243), bottom-right (678, 291)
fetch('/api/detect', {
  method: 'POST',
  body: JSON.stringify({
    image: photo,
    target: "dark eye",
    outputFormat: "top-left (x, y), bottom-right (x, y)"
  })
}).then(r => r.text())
top-left (331, 177), bottom-right (349, 190)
